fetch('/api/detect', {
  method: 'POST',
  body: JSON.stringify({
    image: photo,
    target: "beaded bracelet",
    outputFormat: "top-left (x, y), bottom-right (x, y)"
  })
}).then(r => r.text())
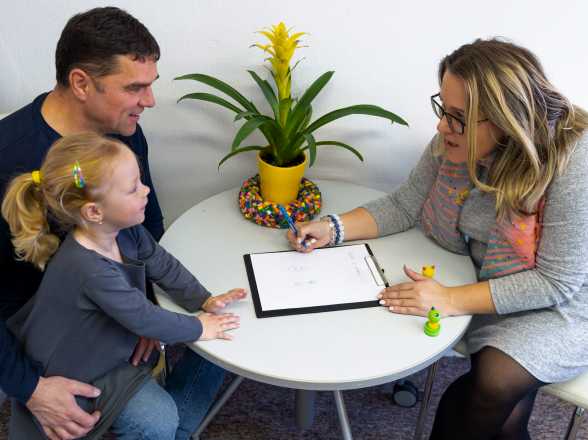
top-left (322, 214), bottom-right (345, 246)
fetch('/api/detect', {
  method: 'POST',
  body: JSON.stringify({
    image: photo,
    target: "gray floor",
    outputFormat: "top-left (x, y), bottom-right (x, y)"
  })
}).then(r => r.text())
top-left (1, 356), bottom-right (586, 439)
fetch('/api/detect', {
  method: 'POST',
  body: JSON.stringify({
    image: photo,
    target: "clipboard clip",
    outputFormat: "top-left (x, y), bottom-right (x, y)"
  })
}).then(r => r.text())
top-left (365, 255), bottom-right (390, 287)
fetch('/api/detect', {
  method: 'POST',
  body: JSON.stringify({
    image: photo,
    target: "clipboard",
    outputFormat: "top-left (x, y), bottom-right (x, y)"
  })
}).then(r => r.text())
top-left (243, 243), bottom-right (389, 318)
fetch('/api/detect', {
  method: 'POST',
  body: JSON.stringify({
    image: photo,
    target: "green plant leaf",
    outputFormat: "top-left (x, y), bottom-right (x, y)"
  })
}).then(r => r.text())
top-left (285, 71), bottom-right (334, 138)
top-left (177, 93), bottom-right (244, 114)
top-left (282, 105), bottom-right (313, 161)
top-left (307, 140), bottom-right (365, 162)
top-left (234, 110), bottom-right (261, 121)
top-left (303, 133), bottom-right (317, 167)
top-left (218, 146), bottom-right (265, 169)
top-left (175, 73), bottom-right (258, 112)
top-left (305, 105), bottom-right (409, 134)
top-left (248, 71), bottom-right (279, 120)
top-left (231, 116), bottom-right (276, 151)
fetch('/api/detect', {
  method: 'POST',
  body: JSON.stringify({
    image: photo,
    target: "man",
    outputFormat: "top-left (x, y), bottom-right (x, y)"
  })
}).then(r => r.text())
top-left (0, 7), bottom-right (224, 439)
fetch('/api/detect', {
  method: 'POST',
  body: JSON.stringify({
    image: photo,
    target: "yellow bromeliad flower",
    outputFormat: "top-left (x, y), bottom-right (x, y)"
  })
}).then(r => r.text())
top-left (254, 22), bottom-right (305, 101)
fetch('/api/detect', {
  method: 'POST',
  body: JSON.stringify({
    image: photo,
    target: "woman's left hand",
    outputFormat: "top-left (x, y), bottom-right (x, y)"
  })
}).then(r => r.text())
top-left (202, 288), bottom-right (247, 314)
top-left (378, 265), bottom-right (454, 317)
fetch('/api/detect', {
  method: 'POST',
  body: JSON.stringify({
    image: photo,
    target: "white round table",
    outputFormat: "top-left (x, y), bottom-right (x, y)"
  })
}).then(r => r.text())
top-left (155, 180), bottom-right (476, 439)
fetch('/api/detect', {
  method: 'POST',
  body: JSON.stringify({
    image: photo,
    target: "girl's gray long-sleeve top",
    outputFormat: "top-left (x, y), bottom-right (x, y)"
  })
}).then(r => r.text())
top-left (362, 133), bottom-right (588, 383)
top-left (9, 225), bottom-right (211, 384)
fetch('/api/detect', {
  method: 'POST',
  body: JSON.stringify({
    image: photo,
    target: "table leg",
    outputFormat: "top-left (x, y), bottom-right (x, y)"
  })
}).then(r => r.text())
top-left (191, 375), bottom-right (244, 439)
top-left (333, 390), bottom-right (353, 440)
top-left (565, 407), bottom-right (585, 440)
top-left (295, 389), bottom-right (317, 429)
top-left (413, 360), bottom-right (440, 440)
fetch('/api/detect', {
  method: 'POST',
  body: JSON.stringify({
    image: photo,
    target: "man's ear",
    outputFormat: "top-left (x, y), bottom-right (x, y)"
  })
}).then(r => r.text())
top-left (69, 68), bottom-right (92, 102)
top-left (80, 202), bottom-right (103, 225)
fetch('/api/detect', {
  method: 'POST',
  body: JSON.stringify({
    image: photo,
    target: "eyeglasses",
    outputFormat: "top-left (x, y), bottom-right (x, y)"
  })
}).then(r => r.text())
top-left (430, 93), bottom-right (488, 135)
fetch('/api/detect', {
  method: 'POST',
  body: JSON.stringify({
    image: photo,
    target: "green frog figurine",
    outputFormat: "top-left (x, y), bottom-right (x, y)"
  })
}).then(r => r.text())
top-left (424, 306), bottom-right (441, 337)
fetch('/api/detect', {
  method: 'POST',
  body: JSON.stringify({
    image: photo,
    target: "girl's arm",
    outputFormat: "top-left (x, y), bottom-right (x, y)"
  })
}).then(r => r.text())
top-left (82, 267), bottom-right (205, 344)
top-left (132, 226), bottom-right (212, 312)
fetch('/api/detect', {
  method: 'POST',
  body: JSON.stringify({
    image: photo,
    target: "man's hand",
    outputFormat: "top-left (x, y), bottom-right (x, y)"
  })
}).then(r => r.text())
top-left (26, 376), bottom-right (101, 440)
top-left (130, 336), bottom-right (160, 367)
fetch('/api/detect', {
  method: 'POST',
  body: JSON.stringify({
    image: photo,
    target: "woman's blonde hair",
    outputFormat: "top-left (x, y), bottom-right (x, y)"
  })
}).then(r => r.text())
top-left (1, 133), bottom-right (127, 269)
top-left (439, 38), bottom-right (588, 218)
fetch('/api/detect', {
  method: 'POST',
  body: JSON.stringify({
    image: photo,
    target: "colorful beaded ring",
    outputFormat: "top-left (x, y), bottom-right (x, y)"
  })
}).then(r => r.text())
top-left (238, 174), bottom-right (322, 228)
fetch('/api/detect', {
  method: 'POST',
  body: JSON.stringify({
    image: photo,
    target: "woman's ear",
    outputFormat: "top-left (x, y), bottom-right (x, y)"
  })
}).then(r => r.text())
top-left (79, 202), bottom-right (103, 225)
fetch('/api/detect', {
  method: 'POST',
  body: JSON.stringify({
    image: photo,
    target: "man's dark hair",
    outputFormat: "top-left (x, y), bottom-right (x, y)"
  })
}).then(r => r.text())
top-left (55, 7), bottom-right (160, 86)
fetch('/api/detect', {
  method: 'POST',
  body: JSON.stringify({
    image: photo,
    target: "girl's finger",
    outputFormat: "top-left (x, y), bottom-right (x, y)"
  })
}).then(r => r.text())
top-left (218, 331), bottom-right (233, 340)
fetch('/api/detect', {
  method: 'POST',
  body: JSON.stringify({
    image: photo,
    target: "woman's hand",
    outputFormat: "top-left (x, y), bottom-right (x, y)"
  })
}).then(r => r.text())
top-left (202, 288), bottom-right (247, 313)
top-left (287, 220), bottom-right (331, 252)
top-left (378, 265), bottom-right (455, 317)
top-left (198, 312), bottom-right (240, 340)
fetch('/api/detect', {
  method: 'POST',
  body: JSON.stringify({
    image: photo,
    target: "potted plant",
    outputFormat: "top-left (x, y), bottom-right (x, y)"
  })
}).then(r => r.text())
top-left (175, 22), bottom-right (408, 204)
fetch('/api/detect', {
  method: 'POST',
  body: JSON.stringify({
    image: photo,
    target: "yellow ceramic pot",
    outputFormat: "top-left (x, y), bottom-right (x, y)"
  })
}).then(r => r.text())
top-left (257, 152), bottom-right (307, 204)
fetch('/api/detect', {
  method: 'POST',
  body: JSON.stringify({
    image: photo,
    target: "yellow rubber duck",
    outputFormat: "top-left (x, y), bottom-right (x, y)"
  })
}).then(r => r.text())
top-left (422, 265), bottom-right (436, 278)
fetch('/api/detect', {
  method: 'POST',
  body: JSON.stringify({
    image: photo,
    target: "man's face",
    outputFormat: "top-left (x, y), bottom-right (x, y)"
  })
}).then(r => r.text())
top-left (85, 55), bottom-right (158, 136)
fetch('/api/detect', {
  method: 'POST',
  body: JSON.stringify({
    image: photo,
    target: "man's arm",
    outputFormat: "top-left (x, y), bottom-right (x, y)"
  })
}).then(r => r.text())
top-left (0, 320), bottom-right (41, 403)
top-left (1, 321), bottom-right (101, 439)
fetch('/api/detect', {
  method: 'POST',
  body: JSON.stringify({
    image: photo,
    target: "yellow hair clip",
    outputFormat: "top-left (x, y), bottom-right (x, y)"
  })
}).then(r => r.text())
top-left (31, 170), bottom-right (42, 185)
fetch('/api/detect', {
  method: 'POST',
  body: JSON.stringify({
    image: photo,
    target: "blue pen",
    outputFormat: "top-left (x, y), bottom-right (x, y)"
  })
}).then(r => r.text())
top-left (278, 205), bottom-right (308, 248)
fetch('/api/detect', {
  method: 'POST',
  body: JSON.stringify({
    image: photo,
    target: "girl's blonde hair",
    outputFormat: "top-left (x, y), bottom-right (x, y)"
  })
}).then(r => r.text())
top-left (1, 133), bottom-right (127, 270)
top-left (439, 38), bottom-right (588, 218)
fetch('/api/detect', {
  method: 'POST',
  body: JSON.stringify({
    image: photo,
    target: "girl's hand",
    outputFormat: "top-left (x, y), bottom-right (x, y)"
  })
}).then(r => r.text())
top-left (198, 312), bottom-right (240, 340)
top-left (287, 220), bottom-right (331, 253)
top-left (202, 288), bottom-right (247, 313)
top-left (378, 265), bottom-right (454, 317)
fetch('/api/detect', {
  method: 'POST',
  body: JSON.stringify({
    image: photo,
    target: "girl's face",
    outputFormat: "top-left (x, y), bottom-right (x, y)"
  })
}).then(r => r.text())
top-left (98, 148), bottom-right (150, 230)
top-left (436, 71), bottom-right (503, 163)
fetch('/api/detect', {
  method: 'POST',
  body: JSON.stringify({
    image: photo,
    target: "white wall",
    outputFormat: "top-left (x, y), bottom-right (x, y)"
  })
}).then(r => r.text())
top-left (1, 0), bottom-right (587, 226)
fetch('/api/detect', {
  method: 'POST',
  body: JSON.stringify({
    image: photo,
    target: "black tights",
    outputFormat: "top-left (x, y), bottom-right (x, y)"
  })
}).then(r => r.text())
top-left (429, 347), bottom-right (545, 440)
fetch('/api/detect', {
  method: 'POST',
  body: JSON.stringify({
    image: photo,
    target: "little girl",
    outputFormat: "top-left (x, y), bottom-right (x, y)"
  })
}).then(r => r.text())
top-left (2, 133), bottom-right (246, 439)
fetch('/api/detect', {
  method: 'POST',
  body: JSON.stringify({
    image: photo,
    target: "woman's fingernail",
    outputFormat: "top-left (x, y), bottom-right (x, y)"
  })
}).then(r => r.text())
top-left (389, 306), bottom-right (394, 311)
top-left (377, 294), bottom-right (382, 299)
top-left (379, 299), bottom-right (386, 305)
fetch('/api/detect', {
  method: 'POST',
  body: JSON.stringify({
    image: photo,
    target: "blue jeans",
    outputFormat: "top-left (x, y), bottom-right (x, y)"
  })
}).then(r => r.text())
top-left (110, 349), bottom-right (225, 440)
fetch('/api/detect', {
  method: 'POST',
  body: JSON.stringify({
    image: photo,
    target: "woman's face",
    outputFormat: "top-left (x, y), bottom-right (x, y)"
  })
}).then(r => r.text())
top-left (437, 71), bottom-right (503, 163)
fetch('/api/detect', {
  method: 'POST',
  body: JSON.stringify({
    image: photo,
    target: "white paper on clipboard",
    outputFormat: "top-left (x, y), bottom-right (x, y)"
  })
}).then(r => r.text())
top-left (247, 244), bottom-right (386, 312)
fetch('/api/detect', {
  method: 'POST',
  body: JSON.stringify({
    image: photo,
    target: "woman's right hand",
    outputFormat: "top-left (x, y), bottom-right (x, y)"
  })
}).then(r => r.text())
top-left (198, 312), bottom-right (240, 341)
top-left (287, 220), bottom-right (331, 253)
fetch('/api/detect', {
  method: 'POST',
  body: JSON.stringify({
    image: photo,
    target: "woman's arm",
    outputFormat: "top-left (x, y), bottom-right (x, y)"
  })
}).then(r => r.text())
top-left (382, 133), bottom-right (588, 317)
top-left (291, 135), bottom-right (442, 250)
top-left (379, 265), bottom-right (496, 317)
top-left (489, 134), bottom-right (588, 314)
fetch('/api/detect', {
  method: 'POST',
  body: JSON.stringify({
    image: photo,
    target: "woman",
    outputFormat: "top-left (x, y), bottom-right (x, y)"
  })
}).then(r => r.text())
top-left (288, 38), bottom-right (588, 439)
